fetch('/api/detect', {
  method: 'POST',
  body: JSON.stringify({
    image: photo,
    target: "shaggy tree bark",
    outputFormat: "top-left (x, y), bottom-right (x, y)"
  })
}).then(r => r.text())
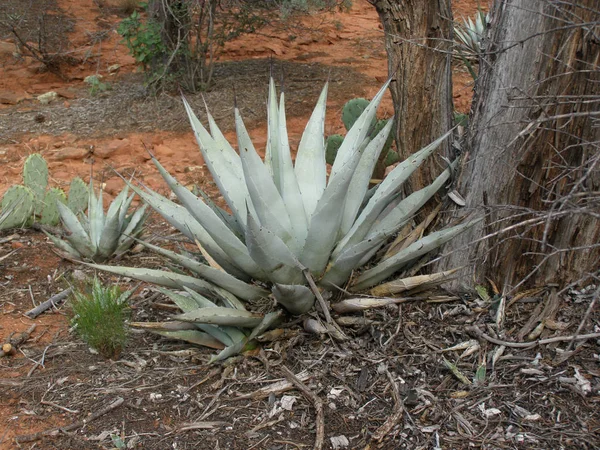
top-left (439, 0), bottom-right (600, 289)
top-left (369, 0), bottom-right (454, 190)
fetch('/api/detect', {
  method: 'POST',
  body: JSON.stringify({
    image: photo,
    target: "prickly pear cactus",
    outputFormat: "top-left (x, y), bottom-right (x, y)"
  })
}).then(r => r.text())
top-left (342, 98), bottom-right (374, 131)
top-left (384, 150), bottom-right (400, 166)
top-left (23, 153), bottom-right (49, 216)
top-left (325, 134), bottom-right (344, 165)
top-left (67, 177), bottom-right (88, 215)
top-left (41, 188), bottom-right (67, 226)
top-left (0, 185), bottom-right (35, 230)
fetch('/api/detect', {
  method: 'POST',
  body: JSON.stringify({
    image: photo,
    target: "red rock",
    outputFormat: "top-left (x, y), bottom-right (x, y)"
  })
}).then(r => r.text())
top-left (103, 178), bottom-right (125, 196)
top-left (155, 144), bottom-right (174, 158)
top-left (51, 147), bottom-right (89, 161)
top-left (95, 139), bottom-right (130, 159)
top-left (0, 91), bottom-right (25, 105)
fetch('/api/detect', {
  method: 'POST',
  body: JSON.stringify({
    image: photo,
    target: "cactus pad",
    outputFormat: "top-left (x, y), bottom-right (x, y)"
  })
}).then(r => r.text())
top-left (342, 98), bottom-right (377, 131)
top-left (41, 188), bottom-right (67, 226)
top-left (0, 185), bottom-right (35, 230)
top-left (384, 150), bottom-right (400, 166)
top-left (68, 177), bottom-right (89, 215)
top-left (23, 153), bottom-right (48, 216)
top-left (325, 134), bottom-right (344, 165)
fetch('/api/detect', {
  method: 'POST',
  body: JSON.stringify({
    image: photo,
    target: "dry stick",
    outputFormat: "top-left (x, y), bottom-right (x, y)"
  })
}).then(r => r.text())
top-left (566, 285), bottom-right (600, 352)
top-left (303, 269), bottom-right (332, 325)
top-left (370, 370), bottom-right (404, 444)
top-left (25, 287), bottom-right (73, 318)
top-left (281, 366), bottom-right (324, 450)
top-left (0, 324), bottom-right (36, 357)
top-left (15, 397), bottom-right (124, 443)
top-left (468, 326), bottom-right (600, 349)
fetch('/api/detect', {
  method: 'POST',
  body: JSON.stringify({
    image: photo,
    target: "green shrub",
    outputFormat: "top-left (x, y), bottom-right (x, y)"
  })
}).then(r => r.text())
top-left (70, 277), bottom-right (131, 359)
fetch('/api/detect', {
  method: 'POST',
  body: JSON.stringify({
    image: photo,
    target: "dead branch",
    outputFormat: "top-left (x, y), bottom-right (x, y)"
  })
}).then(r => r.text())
top-left (25, 288), bottom-right (73, 319)
top-left (281, 366), bottom-right (324, 450)
top-left (14, 397), bottom-right (124, 443)
top-left (0, 324), bottom-right (36, 357)
top-left (468, 326), bottom-right (600, 349)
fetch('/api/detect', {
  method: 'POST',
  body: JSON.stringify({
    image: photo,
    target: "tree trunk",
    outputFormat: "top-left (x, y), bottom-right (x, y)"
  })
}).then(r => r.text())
top-left (370, 0), bottom-right (454, 192)
top-left (439, 0), bottom-right (600, 289)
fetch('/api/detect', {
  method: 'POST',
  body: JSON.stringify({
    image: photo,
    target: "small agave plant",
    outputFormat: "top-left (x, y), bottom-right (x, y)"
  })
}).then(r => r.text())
top-left (454, 10), bottom-right (489, 55)
top-left (46, 179), bottom-right (148, 263)
top-left (91, 78), bottom-right (478, 361)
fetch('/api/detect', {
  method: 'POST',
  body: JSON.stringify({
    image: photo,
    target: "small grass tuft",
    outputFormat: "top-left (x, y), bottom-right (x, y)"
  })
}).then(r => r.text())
top-left (70, 277), bottom-right (131, 359)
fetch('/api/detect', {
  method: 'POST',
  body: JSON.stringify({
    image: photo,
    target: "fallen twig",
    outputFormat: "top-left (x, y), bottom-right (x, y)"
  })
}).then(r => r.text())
top-left (0, 233), bottom-right (20, 245)
top-left (0, 324), bottom-right (36, 357)
top-left (25, 288), bottom-right (73, 318)
top-left (370, 369), bottom-right (404, 444)
top-left (232, 370), bottom-right (312, 401)
top-left (303, 269), bottom-right (333, 325)
top-left (566, 285), bottom-right (599, 352)
top-left (15, 397), bottom-right (124, 443)
top-left (281, 366), bottom-right (324, 450)
top-left (468, 326), bottom-right (600, 349)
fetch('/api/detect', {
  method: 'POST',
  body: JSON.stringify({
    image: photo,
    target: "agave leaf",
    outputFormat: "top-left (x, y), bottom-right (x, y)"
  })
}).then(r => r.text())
top-left (119, 191), bottom-right (134, 228)
top-left (210, 311), bottom-right (281, 363)
top-left (340, 119), bottom-right (394, 236)
top-left (205, 108), bottom-right (243, 174)
top-left (265, 77), bottom-right (280, 186)
top-left (97, 194), bottom-right (125, 259)
top-left (300, 140), bottom-right (365, 275)
top-left (155, 330), bottom-right (225, 349)
top-left (351, 218), bottom-right (482, 291)
top-left (183, 97), bottom-right (252, 227)
top-left (174, 307), bottom-right (264, 328)
top-left (211, 286), bottom-right (247, 311)
top-left (88, 180), bottom-right (104, 251)
top-left (159, 287), bottom-right (212, 311)
top-left (129, 321), bottom-right (198, 331)
top-left (370, 268), bottom-right (462, 297)
top-left (294, 83), bottom-right (328, 219)
top-left (329, 79), bottom-right (391, 184)
top-left (272, 284), bottom-right (315, 315)
top-left (181, 286), bottom-right (246, 343)
top-left (115, 204), bottom-right (148, 255)
top-left (196, 187), bottom-right (243, 238)
top-left (332, 297), bottom-right (407, 313)
top-left (180, 286), bottom-right (218, 308)
top-left (333, 130), bottom-right (453, 259)
top-left (320, 233), bottom-right (387, 289)
top-left (367, 160), bottom-right (457, 238)
top-left (56, 201), bottom-right (94, 257)
top-left (138, 240), bottom-right (268, 302)
top-left (43, 230), bottom-right (80, 258)
top-left (159, 288), bottom-right (236, 346)
top-left (236, 108), bottom-right (298, 252)
top-left (245, 213), bottom-right (305, 285)
top-left (88, 264), bottom-right (220, 297)
top-left (149, 156), bottom-right (265, 280)
top-left (278, 91), bottom-right (309, 249)
top-left (383, 204), bottom-right (441, 260)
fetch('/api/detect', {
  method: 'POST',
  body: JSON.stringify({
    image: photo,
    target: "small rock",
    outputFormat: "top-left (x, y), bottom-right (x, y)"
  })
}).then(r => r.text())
top-left (55, 88), bottom-right (77, 99)
top-left (37, 91), bottom-right (58, 105)
top-left (0, 41), bottom-right (15, 57)
top-left (155, 144), bottom-right (175, 158)
top-left (51, 147), bottom-right (89, 161)
top-left (83, 74), bottom-right (103, 84)
top-left (103, 178), bottom-right (124, 196)
top-left (330, 435), bottom-right (349, 449)
top-left (0, 91), bottom-right (25, 105)
top-left (95, 139), bottom-right (129, 159)
top-left (184, 165), bottom-right (204, 173)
